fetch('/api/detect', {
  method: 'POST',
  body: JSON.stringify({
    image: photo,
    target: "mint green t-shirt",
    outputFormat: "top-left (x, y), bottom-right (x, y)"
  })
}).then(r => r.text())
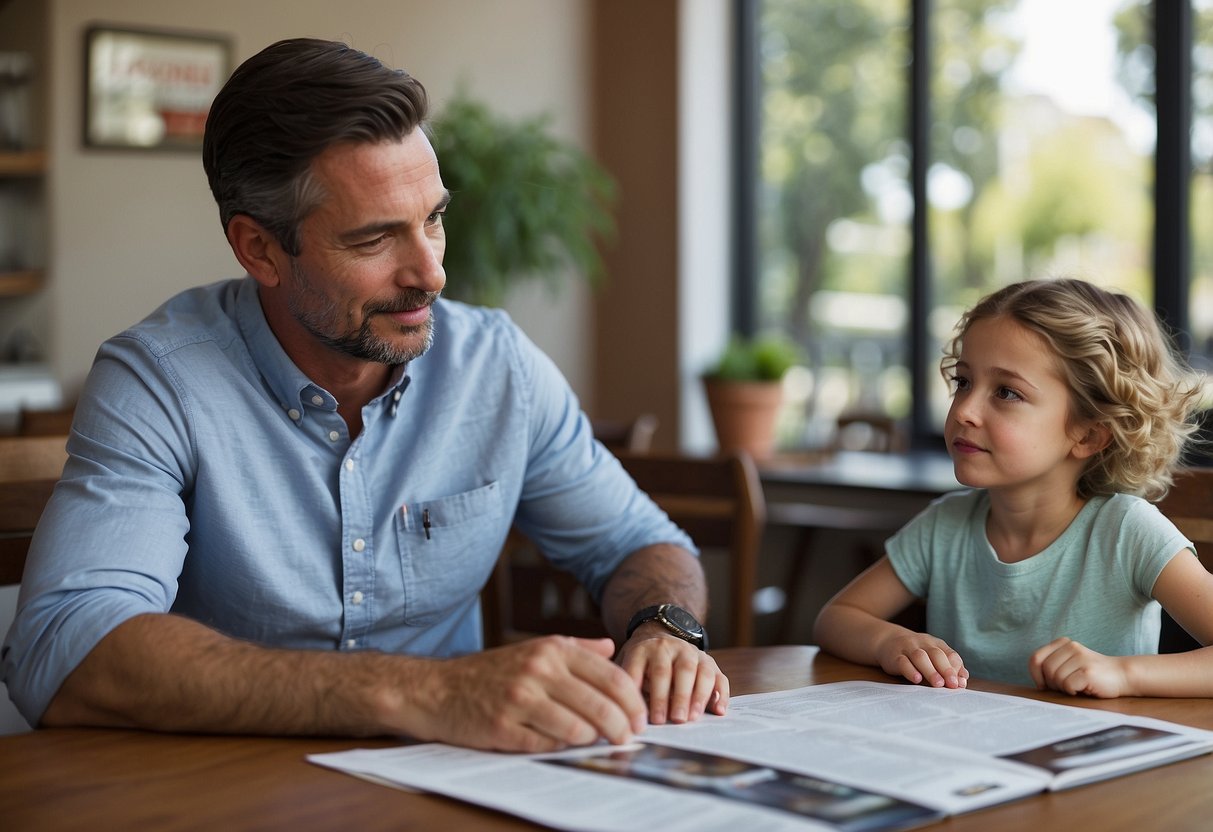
top-left (886, 490), bottom-right (1194, 686)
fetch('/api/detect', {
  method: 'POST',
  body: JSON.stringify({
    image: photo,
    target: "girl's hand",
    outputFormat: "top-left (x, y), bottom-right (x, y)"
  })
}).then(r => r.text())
top-left (1029, 637), bottom-right (1130, 698)
top-left (876, 632), bottom-right (968, 689)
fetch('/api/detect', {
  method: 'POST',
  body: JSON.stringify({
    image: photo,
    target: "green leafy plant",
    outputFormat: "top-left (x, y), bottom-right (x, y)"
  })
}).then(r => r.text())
top-left (705, 334), bottom-right (802, 382)
top-left (429, 92), bottom-right (617, 307)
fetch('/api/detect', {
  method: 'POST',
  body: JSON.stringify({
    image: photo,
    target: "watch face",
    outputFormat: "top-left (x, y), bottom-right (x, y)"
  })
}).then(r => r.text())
top-left (663, 605), bottom-right (702, 636)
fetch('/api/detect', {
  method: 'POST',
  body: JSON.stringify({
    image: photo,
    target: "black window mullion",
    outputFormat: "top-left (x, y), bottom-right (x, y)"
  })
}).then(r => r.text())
top-left (1154, 0), bottom-right (1192, 353)
top-left (909, 0), bottom-right (933, 449)
top-left (733, 0), bottom-right (760, 338)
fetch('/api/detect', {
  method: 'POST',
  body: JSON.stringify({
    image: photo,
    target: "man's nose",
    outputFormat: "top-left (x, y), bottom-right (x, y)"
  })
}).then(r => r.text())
top-left (396, 232), bottom-right (446, 293)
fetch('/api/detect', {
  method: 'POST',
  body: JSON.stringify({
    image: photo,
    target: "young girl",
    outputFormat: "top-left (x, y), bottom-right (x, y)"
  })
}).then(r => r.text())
top-left (813, 278), bottom-right (1213, 697)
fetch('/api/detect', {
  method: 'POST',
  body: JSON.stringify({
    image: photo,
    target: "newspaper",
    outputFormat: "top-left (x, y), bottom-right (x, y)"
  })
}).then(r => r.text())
top-left (308, 681), bottom-right (1213, 831)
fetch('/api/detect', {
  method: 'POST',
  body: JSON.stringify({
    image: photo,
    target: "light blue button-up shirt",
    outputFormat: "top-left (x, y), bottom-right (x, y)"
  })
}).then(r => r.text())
top-left (2, 278), bottom-right (693, 724)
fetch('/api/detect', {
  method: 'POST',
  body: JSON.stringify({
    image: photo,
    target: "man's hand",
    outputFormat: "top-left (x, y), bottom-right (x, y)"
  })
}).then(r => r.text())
top-left (616, 624), bottom-right (729, 725)
top-left (1029, 637), bottom-right (1130, 698)
top-left (875, 630), bottom-right (968, 689)
top-left (412, 636), bottom-right (647, 753)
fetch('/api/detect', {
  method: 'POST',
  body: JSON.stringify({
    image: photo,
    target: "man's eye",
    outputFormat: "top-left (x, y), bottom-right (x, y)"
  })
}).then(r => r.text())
top-left (427, 210), bottom-right (446, 225)
top-left (357, 235), bottom-right (388, 248)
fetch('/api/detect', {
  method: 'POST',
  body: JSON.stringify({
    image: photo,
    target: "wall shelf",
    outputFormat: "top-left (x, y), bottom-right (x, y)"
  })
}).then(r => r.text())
top-left (0, 151), bottom-right (47, 298)
top-left (0, 270), bottom-right (43, 297)
top-left (0, 150), bottom-right (47, 177)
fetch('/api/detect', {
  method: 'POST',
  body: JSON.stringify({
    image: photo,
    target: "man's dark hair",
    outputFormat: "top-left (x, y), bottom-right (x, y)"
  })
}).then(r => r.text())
top-left (202, 38), bottom-right (429, 255)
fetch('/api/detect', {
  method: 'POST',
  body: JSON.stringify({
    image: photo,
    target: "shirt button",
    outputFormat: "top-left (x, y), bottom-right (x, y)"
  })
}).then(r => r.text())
top-left (352, 591), bottom-right (364, 605)
top-left (344, 459), bottom-right (354, 471)
top-left (345, 639), bottom-right (356, 649)
top-left (393, 390), bottom-right (403, 402)
top-left (287, 408), bottom-right (301, 421)
top-left (311, 394), bottom-right (324, 406)
top-left (328, 430), bottom-right (340, 442)
top-left (352, 538), bottom-right (366, 552)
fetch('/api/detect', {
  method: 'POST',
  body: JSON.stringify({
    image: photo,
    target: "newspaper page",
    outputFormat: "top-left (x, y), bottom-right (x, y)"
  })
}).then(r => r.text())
top-left (308, 682), bottom-right (1213, 831)
top-left (309, 741), bottom-right (941, 832)
top-left (644, 682), bottom-right (1213, 797)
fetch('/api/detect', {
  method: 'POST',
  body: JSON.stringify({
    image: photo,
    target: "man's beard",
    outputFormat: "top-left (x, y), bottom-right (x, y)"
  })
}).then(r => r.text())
top-left (287, 258), bottom-right (439, 365)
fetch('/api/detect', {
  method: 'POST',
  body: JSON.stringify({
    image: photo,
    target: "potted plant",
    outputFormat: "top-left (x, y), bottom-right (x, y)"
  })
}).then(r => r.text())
top-left (702, 334), bottom-right (801, 460)
top-left (429, 92), bottom-right (616, 307)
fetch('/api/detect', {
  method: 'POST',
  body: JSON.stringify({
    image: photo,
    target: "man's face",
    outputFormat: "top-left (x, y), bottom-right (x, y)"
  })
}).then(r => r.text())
top-left (281, 129), bottom-right (450, 366)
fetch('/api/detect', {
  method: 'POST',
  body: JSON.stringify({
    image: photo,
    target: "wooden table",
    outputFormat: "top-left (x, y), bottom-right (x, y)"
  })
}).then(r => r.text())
top-left (2, 646), bottom-right (1210, 831)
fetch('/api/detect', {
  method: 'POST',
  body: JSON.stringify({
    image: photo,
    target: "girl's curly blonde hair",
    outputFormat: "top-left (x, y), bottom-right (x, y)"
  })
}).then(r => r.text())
top-left (941, 278), bottom-right (1204, 500)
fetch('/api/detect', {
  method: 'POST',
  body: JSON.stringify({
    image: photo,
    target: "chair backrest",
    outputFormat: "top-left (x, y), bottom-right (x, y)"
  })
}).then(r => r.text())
top-left (482, 450), bottom-right (765, 649)
top-left (0, 435), bottom-right (68, 585)
top-left (18, 404), bottom-right (75, 437)
top-left (830, 411), bottom-right (905, 453)
top-left (1155, 466), bottom-right (1213, 652)
top-left (590, 413), bottom-right (659, 453)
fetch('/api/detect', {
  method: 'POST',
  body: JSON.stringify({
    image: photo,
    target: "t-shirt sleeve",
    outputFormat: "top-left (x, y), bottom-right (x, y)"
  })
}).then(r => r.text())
top-left (885, 500), bottom-right (941, 598)
top-left (1115, 496), bottom-right (1195, 599)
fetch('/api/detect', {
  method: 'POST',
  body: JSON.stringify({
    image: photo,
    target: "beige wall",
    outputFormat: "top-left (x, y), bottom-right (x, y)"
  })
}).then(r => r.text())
top-left (38, 0), bottom-right (594, 400)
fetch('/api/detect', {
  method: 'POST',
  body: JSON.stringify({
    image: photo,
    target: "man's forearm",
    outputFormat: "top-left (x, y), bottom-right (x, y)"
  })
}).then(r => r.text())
top-left (41, 612), bottom-right (435, 737)
top-left (42, 612), bottom-right (656, 751)
top-left (599, 543), bottom-right (708, 642)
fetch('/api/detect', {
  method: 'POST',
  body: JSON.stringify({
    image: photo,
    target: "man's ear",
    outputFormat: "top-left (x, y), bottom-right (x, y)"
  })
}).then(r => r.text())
top-left (226, 214), bottom-right (287, 288)
top-left (1072, 422), bottom-right (1112, 460)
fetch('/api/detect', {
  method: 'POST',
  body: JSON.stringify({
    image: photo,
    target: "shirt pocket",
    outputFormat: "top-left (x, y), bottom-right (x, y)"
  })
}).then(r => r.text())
top-left (394, 480), bottom-right (503, 625)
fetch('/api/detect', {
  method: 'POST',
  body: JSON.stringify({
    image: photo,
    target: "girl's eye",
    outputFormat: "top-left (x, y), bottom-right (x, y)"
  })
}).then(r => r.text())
top-left (948, 375), bottom-right (970, 394)
top-left (995, 386), bottom-right (1023, 402)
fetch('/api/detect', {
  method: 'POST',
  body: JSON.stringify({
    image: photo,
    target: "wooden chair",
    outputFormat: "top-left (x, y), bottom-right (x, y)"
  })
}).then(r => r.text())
top-left (0, 435), bottom-right (68, 585)
top-left (1156, 466), bottom-right (1213, 653)
top-left (483, 450), bottom-right (766, 649)
top-left (17, 404), bottom-right (75, 437)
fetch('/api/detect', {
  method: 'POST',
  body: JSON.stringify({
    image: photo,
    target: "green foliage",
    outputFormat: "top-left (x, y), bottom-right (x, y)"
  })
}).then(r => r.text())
top-left (706, 334), bottom-right (803, 382)
top-left (758, 0), bottom-right (1019, 334)
top-left (429, 93), bottom-right (617, 307)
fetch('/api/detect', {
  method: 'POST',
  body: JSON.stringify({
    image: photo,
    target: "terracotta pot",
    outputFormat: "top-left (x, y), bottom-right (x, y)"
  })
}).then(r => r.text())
top-left (702, 377), bottom-right (783, 460)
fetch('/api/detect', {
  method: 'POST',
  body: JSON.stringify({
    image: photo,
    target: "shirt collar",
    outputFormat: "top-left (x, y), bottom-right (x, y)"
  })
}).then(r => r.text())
top-left (233, 277), bottom-right (409, 421)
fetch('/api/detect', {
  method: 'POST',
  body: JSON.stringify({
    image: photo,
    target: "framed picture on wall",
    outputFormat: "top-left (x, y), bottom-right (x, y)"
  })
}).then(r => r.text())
top-left (83, 25), bottom-right (232, 151)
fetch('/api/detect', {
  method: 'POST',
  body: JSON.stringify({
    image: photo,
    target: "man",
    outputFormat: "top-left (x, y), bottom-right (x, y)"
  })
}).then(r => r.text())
top-left (1, 38), bottom-right (727, 751)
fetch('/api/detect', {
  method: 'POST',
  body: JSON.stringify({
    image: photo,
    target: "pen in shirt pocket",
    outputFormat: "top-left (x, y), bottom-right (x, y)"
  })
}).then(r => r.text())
top-left (400, 504), bottom-right (433, 539)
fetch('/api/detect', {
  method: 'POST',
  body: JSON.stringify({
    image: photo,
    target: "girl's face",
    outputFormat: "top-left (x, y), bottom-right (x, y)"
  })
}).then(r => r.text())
top-left (944, 315), bottom-right (1097, 496)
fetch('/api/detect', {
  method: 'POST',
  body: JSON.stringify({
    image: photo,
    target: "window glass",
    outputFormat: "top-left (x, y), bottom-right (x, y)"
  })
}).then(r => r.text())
top-left (748, 1), bottom-right (1207, 452)
top-left (1192, 0), bottom-right (1213, 396)
top-left (928, 0), bottom-right (1154, 427)
top-left (754, 0), bottom-right (910, 447)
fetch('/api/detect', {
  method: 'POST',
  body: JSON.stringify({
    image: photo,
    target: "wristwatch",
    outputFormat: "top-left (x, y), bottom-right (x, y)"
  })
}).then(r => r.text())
top-left (626, 603), bottom-right (708, 651)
